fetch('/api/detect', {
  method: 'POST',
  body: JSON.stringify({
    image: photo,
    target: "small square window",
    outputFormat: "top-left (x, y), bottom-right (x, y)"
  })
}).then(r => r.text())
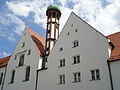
top-left (75, 29), bottom-right (78, 32)
top-left (73, 40), bottom-right (79, 47)
top-left (67, 32), bottom-right (69, 36)
top-left (73, 55), bottom-right (80, 64)
top-left (59, 47), bottom-right (63, 51)
top-left (90, 69), bottom-right (100, 81)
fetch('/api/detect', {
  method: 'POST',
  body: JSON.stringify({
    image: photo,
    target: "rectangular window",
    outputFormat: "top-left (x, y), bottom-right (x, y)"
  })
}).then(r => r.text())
top-left (59, 59), bottom-right (65, 67)
top-left (28, 50), bottom-right (31, 55)
top-left (0, 73), bottom-right (3, 85)
top-left (51, 24), bottom-right (55, 38)
top-left (90, 69), bottom-right (100, 80)
top-left (14, 55), bottom-right (17, 60)
top-left (73, 40), bottom-right (79, 47)
top-left (59, 75), bottom-right (65, 84)
top-left (48, 24), bottom-right (50, 30)
top-left (73, 55), bottom-right (80, 64)
top-left (22, 42), bottom-right (25, 48)
top-left (73, 72), bottom-right (81, 82)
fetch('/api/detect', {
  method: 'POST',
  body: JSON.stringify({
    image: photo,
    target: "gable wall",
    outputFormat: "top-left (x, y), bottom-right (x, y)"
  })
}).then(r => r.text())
top-left (3, 28), bottom-right (42, 90)
top-left (37, 13), bottom-right (111, 90)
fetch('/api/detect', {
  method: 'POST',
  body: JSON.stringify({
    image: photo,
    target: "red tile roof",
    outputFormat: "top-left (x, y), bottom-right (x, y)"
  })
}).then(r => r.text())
top-left (107, 32), bottom-right (120, 61)
top-left (26, 27), bottom-right (46, 56)
top-left (0, 56), bottom-right (11, 68)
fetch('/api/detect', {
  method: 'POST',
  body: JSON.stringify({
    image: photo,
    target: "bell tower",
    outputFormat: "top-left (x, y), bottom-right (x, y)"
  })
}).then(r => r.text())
top-left (45, 4), bottom-right (61, 57)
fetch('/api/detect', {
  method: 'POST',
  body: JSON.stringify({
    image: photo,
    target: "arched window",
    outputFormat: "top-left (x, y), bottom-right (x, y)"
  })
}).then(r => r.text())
top-left (11, 70), bottom-right (15, 83)
top-left (25, 66), bottom-right (30, 81)
top-left (0, 73), bottom-right (3, 85)
top-left (19, 54), bottom-right (24, 66)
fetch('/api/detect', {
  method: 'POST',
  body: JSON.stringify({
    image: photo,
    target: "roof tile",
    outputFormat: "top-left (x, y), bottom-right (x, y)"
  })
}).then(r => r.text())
top-left (107, 32), bottom-right (120, 61)
top-left (0, 56), bottom-right (11, 68)
top-left (27, 27), bottom-right (46, 56)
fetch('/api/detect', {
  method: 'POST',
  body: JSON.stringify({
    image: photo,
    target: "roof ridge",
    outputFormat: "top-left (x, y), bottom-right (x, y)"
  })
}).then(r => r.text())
top-left (107, 32), bottom-right (120, 38)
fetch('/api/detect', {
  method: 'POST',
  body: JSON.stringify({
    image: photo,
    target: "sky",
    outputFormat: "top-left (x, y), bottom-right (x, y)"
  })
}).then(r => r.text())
top-left (0, 0), bottom-right (120, 58)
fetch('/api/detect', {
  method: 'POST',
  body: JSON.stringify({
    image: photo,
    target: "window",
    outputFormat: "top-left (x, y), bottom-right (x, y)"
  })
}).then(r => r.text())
top-left (59, 59), bottom-right (65, 67)
top-left (10, 70), bottom-right (15, 83)
top-left (28, 50), bottom-right (31, 55)
top-left (67, 32), bottom-right (69, 36)
top-left (73, 72), bottom-right (81, 82)
top-left (75, 29), bottom-right (78, 32)
top-left (73, 40), bottom-right (79, 47)
top-left (19, 54), bottom-right (24, 66)
top-left (90, 69), bottom-right (100, 80)
top-left (22, 42), bottom-right (25, 48)
top-left (59, 75), bottom-right (65, 84)
top-left (25, 66), bottom-right (30, 81)
top-left (0, 73), bottom-right (3, 85)
top-left (73, 55), bottom-right (80, 64)
top-left (14, 55), bottom-right (17, 60)
top-left (59, 47), bottom-right (63, 51)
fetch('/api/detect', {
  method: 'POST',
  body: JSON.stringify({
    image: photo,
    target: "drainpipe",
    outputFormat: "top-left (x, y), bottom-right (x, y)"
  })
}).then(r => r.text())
top-left (107, 60), bottom-right (114, 90)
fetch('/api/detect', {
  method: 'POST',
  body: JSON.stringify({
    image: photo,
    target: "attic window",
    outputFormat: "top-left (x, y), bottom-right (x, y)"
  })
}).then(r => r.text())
top-left (71, 24), bottom-right (73, 27)
top-left (28, 50), bottom-right (31, 55)
top-left (67, 32), bottom-right (69, 36)
top-left (22, 42), bottom-right (25, 48)
top-left (59, 47), bottom-right (63, 51)
top-left (75, 29), bottom-right (78, 32)
top-left (14, 55), bottom-right (17, 60)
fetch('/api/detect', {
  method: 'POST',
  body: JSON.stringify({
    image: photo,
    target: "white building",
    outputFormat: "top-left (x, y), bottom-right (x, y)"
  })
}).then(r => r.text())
top-left (0, 4), bottom-right (119, 90)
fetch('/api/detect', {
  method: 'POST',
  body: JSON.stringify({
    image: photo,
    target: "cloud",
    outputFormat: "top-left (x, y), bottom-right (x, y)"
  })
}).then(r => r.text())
top-left (8, 33), bottom-right (16, 42)
top-left (0, 52), bottom-right (10, 58)
top-left (5, 0), bottom-right (120, 36)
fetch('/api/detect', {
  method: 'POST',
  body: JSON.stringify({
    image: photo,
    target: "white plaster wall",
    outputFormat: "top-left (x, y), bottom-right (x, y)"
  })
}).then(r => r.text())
top-left (3, 28), bottom-right (42, 90)
top-left (0, 66), bottom-right (6, 90)
top-left (110, 60), bottom-right (120, 90)
top-left (37, 12), bottom-right (111, 90)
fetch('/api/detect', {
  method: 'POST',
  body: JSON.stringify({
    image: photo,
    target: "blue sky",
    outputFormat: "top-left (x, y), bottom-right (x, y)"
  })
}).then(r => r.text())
top-left (0, 0), bottom-right (120, 58)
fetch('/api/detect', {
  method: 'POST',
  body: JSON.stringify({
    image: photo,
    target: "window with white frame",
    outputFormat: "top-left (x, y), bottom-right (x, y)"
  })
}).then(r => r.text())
top-left (73, 72), bottom-right (81, 82)
top-left (73, 55), bottom-right (80, 64)
top-left (59, 75), bottom-right (65, 84)
top-left (59, 59), bottom-right (65, 67)
top-left (73, 40), bottom-right (79, 47)
top-left (90, 69), bottom-right (100, 80)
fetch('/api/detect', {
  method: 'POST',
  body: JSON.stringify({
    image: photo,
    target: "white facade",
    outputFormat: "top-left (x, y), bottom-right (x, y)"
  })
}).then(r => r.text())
top-left (110, 60), bottom-right (120, 90)
top-left (3, 27), bottom-right (43, 90)
top-left (0, 66), bottom-right (6, 90)
top-left (37, 12), bottom-right (111, 90)
top-left (0, 12), bottom-right (120, 90)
